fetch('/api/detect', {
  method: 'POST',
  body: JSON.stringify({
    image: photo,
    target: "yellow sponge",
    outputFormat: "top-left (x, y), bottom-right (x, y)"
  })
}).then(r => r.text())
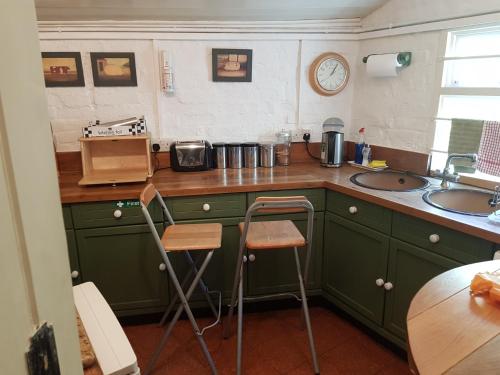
top-left (368, 160), bottom-right (387, 168)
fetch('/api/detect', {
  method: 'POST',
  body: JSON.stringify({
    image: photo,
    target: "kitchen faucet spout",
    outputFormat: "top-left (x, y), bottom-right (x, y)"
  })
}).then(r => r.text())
top-left (440, 153), bottom-right (478, 189)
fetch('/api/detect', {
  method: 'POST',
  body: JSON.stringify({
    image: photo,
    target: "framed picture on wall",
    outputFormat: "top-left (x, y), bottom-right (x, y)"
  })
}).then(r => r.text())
top-left (212, 49), bottom-right (252, 82)
top-left (90, 52), bottom-right (137, 87)
top-left (41, 52), bottom-right (85, 87)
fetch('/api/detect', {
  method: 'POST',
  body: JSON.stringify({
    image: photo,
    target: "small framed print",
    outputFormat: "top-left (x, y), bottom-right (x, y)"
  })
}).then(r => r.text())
top-left (90, 52), bottom-right (137, 87)
top-left (212, 49), bottom-right (252, 82)
top-left (41, 52), bottom-right (85, 87)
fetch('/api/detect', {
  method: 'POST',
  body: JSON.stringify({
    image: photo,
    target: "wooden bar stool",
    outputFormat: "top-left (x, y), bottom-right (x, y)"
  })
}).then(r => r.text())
top-left (224, 196), bottom-right (320, 375)
top-left (140, 183), bottom-right (222, 375)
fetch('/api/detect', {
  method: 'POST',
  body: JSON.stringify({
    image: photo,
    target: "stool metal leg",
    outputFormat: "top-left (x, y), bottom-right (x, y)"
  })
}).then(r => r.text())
top-left (236, 263), bottom-right (244, 375)
top-left (223, 241), bottom-right (246, 339)
top-left (145, 250), bottom-right (218, 375)
top-left (294, 246), bottom-right (320, 374)
top-left (159, 251), bottom-right (218, 326)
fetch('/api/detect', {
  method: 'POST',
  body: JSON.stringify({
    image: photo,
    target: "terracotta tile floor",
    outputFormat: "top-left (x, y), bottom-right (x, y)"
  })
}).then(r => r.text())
top-left (123, 306), bottom-right (411, 375)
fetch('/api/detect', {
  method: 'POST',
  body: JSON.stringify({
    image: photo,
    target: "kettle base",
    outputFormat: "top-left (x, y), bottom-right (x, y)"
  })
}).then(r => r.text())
top-left (321, 163), bottom-right (342, 168)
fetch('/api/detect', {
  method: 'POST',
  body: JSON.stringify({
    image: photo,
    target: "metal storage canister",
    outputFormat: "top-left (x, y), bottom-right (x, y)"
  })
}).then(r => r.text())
top-left (212, 143), bottom-right (227, 169)
top-left (259, 142), bottom-right (275, 168)
top-left (227, 143), bottom-right (243, 169)
top-left (243, 142), bottom-right (259, 168)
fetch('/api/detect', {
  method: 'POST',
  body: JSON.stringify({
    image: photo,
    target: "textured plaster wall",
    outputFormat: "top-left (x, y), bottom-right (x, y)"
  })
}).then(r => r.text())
top-left (362, 0), bottom-right (500, 29)
top-left (42, 37), bottom-right (358, 151)
top-left (353, 0), bottom-right (500, 153)
top-left (351, 31), bottom-right (443, 153)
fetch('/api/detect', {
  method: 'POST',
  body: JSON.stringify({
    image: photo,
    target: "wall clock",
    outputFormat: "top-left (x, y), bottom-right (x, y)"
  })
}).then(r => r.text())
top-left (309, 52), bottom-right (350, 96)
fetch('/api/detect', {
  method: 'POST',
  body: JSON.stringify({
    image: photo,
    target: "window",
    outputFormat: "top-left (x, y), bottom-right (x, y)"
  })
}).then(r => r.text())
top-left (431, 26), bottom-right (500, 180)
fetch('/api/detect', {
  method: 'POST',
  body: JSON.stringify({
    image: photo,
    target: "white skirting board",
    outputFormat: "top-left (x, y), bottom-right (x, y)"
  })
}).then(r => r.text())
top-left (73, 282), bottom-right (140, 375)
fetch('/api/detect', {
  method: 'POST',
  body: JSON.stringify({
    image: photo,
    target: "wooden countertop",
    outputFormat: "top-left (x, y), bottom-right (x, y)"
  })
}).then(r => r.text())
top-left (58, 163), bottom-right (500, 244)
top-left (407, 260), bottom-right (500, 375)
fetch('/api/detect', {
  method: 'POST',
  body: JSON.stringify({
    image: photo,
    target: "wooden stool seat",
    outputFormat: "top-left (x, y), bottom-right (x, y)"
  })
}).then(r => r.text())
top-left (239, 220), bottom-right (305, 250)
top-left (162, 223), bottom-right (223, 251)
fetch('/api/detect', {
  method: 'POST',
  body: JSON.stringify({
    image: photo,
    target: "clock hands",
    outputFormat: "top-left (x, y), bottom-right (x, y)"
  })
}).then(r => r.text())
top-left (320, 63), bottom-right (338, 84)
top-left (329, 64), bottom-right (338, 77)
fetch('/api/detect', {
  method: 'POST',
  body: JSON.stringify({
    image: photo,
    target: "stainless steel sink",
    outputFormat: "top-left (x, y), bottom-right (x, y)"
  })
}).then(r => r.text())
top-left (350, 171), bottom-right (430, 192)
top-left (423, 189), bottom-right (496, 217)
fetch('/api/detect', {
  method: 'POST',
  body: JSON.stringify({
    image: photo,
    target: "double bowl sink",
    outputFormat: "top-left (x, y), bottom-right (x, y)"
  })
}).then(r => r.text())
top-left (350, 171), bottom-right (496, 217)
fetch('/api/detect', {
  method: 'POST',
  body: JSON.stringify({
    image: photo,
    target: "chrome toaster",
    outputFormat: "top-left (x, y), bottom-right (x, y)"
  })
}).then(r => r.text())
top-left (170, 140), bottom-right (212, 172)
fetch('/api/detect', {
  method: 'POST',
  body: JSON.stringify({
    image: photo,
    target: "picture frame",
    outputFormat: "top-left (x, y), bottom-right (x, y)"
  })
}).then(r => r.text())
top-left (212, 49), bottom-right (252, 82)
top-left (41, 52), bottom-right (85, 87)
top-left (90, 52), bottom-right (137, 87)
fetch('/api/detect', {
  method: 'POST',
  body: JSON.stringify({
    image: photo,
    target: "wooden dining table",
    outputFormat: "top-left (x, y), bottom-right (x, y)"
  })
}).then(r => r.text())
top-left (407, 260), bottom-right (500, 375)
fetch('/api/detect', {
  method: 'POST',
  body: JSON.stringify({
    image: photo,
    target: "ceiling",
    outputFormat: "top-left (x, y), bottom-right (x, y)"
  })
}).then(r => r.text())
top-left (35, 0), bottom-right (390, 21)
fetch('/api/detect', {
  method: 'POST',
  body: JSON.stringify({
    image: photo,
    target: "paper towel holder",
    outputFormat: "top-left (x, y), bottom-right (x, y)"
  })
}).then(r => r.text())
top-left (362, 52), bottom-right (412, 67)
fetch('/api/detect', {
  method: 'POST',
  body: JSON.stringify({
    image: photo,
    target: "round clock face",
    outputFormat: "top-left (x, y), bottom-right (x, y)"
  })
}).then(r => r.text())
top-left (309, 53), bottom-right (350, 96)
top-left (317, 58), bottom-right (347, 91)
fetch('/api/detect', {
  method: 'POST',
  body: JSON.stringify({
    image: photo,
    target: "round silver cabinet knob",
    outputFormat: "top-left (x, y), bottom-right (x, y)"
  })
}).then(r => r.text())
top-left (384, 282), bottom-right (394, 291)
top-left (114, 209), bottom-right (122, 218)
top-left (71, 270), bottom-right (79, 279)
top-left (159, 263), bottom-right (166, 272)
top-left (429, 234), bottom-right (440, 244)
top-left (248, 254), bottom-right (256, 262)
top-left (243, 255), bottom-right (248, 263)
top-left (375, 278), bottom-right (385, 287)
top-left (348, 206), bottom-right (358, 214)
top-left (202, 203), bottom-right (211, 212)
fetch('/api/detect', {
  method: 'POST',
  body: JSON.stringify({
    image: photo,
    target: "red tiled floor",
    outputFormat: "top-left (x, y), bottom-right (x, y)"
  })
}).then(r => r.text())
top-left (123, 307), bottom-right (411, 375)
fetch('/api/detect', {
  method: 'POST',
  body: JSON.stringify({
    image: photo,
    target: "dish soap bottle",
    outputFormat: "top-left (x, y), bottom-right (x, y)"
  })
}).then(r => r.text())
top-left (362, 144), bottom-right (372, 167)
top-left (355, 128), bottom-right (365, 164)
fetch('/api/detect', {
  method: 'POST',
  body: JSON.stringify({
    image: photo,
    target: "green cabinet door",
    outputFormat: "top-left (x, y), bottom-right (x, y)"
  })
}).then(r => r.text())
top-left (66, 229), bottom-right (81, 285)
top-left (383, 239), bottom-right (461, 339)
top-left (246, 212), bottom-right (324, 296)
top-left (323, 212), bottom-right (389, 325)
top-left (168, 217), bottom-right (244, 304)
top-left (76, 224), bottom-right (168, 315)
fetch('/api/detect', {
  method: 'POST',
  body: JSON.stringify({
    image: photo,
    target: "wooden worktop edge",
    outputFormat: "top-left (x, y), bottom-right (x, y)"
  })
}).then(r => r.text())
top-left (59, 172), bottom-right (499, 244)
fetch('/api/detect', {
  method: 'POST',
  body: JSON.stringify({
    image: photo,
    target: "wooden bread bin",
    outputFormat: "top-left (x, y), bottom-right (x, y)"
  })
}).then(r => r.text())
top-left (78, 135), bottom-right (152, 186)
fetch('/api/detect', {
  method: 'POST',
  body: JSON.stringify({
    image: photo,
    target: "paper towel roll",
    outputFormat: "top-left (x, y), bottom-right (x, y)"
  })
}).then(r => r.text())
top-left (366, 54), bottom-right (402, 77)
top-left (494, 250), bottom-right (500, 260)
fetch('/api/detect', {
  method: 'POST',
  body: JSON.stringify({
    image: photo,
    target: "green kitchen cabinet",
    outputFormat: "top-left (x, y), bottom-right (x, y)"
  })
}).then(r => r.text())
top-left (247, 212), bottom-right (324, 296)
top-left (65, 229), bottom-right (81, 285)
top-left (383, 239), bottom-right (461, 338)
top-left (392, 212), bottom-right (494, 263)
top-left (62, 205), bottom-right (73, 229)
top-left (76, 223), bottom-right (168, 315)
top-left (168, 217), bottom-right (244, 304)
top-left (323, 212), bottom-right (389, 325)
top-left (72, 200), bottom-right (162, 229)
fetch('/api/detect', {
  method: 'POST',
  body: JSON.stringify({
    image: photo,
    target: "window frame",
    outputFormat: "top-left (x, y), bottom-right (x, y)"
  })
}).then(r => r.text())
top-left (430, 25), bottom-right (500, 182)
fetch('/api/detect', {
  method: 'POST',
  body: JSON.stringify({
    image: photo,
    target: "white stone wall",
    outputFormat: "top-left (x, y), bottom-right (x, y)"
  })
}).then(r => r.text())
top-left (351, 31), bottom-right (444, 153)
top-left (42, 37), bottom-right (358, 151)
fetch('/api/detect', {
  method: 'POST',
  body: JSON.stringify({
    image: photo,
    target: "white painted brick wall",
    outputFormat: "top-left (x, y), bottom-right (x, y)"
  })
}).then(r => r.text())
top-left (351, 31), bottom-right (442, 153)
top-left (41, 37), bottom-right (358, 151)
top-left (40, 39), bottom-right (157, 151)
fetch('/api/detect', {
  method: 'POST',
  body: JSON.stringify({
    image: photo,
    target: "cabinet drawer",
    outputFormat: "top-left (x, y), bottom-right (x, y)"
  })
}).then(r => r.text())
top-left (166, 193), bottom-right (246, 220)
top-left (62, 205), bottom-right (73, 229)
top-left (326, 191), bottom-right (392, 234)
top-left (72, 200), bottom-right (162, 229)
top-left (392, 212), bottom-right (494, 263)
top-left (247, 189), bottom-right (325, 214)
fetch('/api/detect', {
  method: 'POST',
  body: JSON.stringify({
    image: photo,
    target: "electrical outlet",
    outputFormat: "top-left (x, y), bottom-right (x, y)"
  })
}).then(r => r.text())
top-left (151, 138), bottom-right (171, 151)
top-left (291, 131), bottom-right (302, 142)
top-left (292, 128), bottom-right (312, 143)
